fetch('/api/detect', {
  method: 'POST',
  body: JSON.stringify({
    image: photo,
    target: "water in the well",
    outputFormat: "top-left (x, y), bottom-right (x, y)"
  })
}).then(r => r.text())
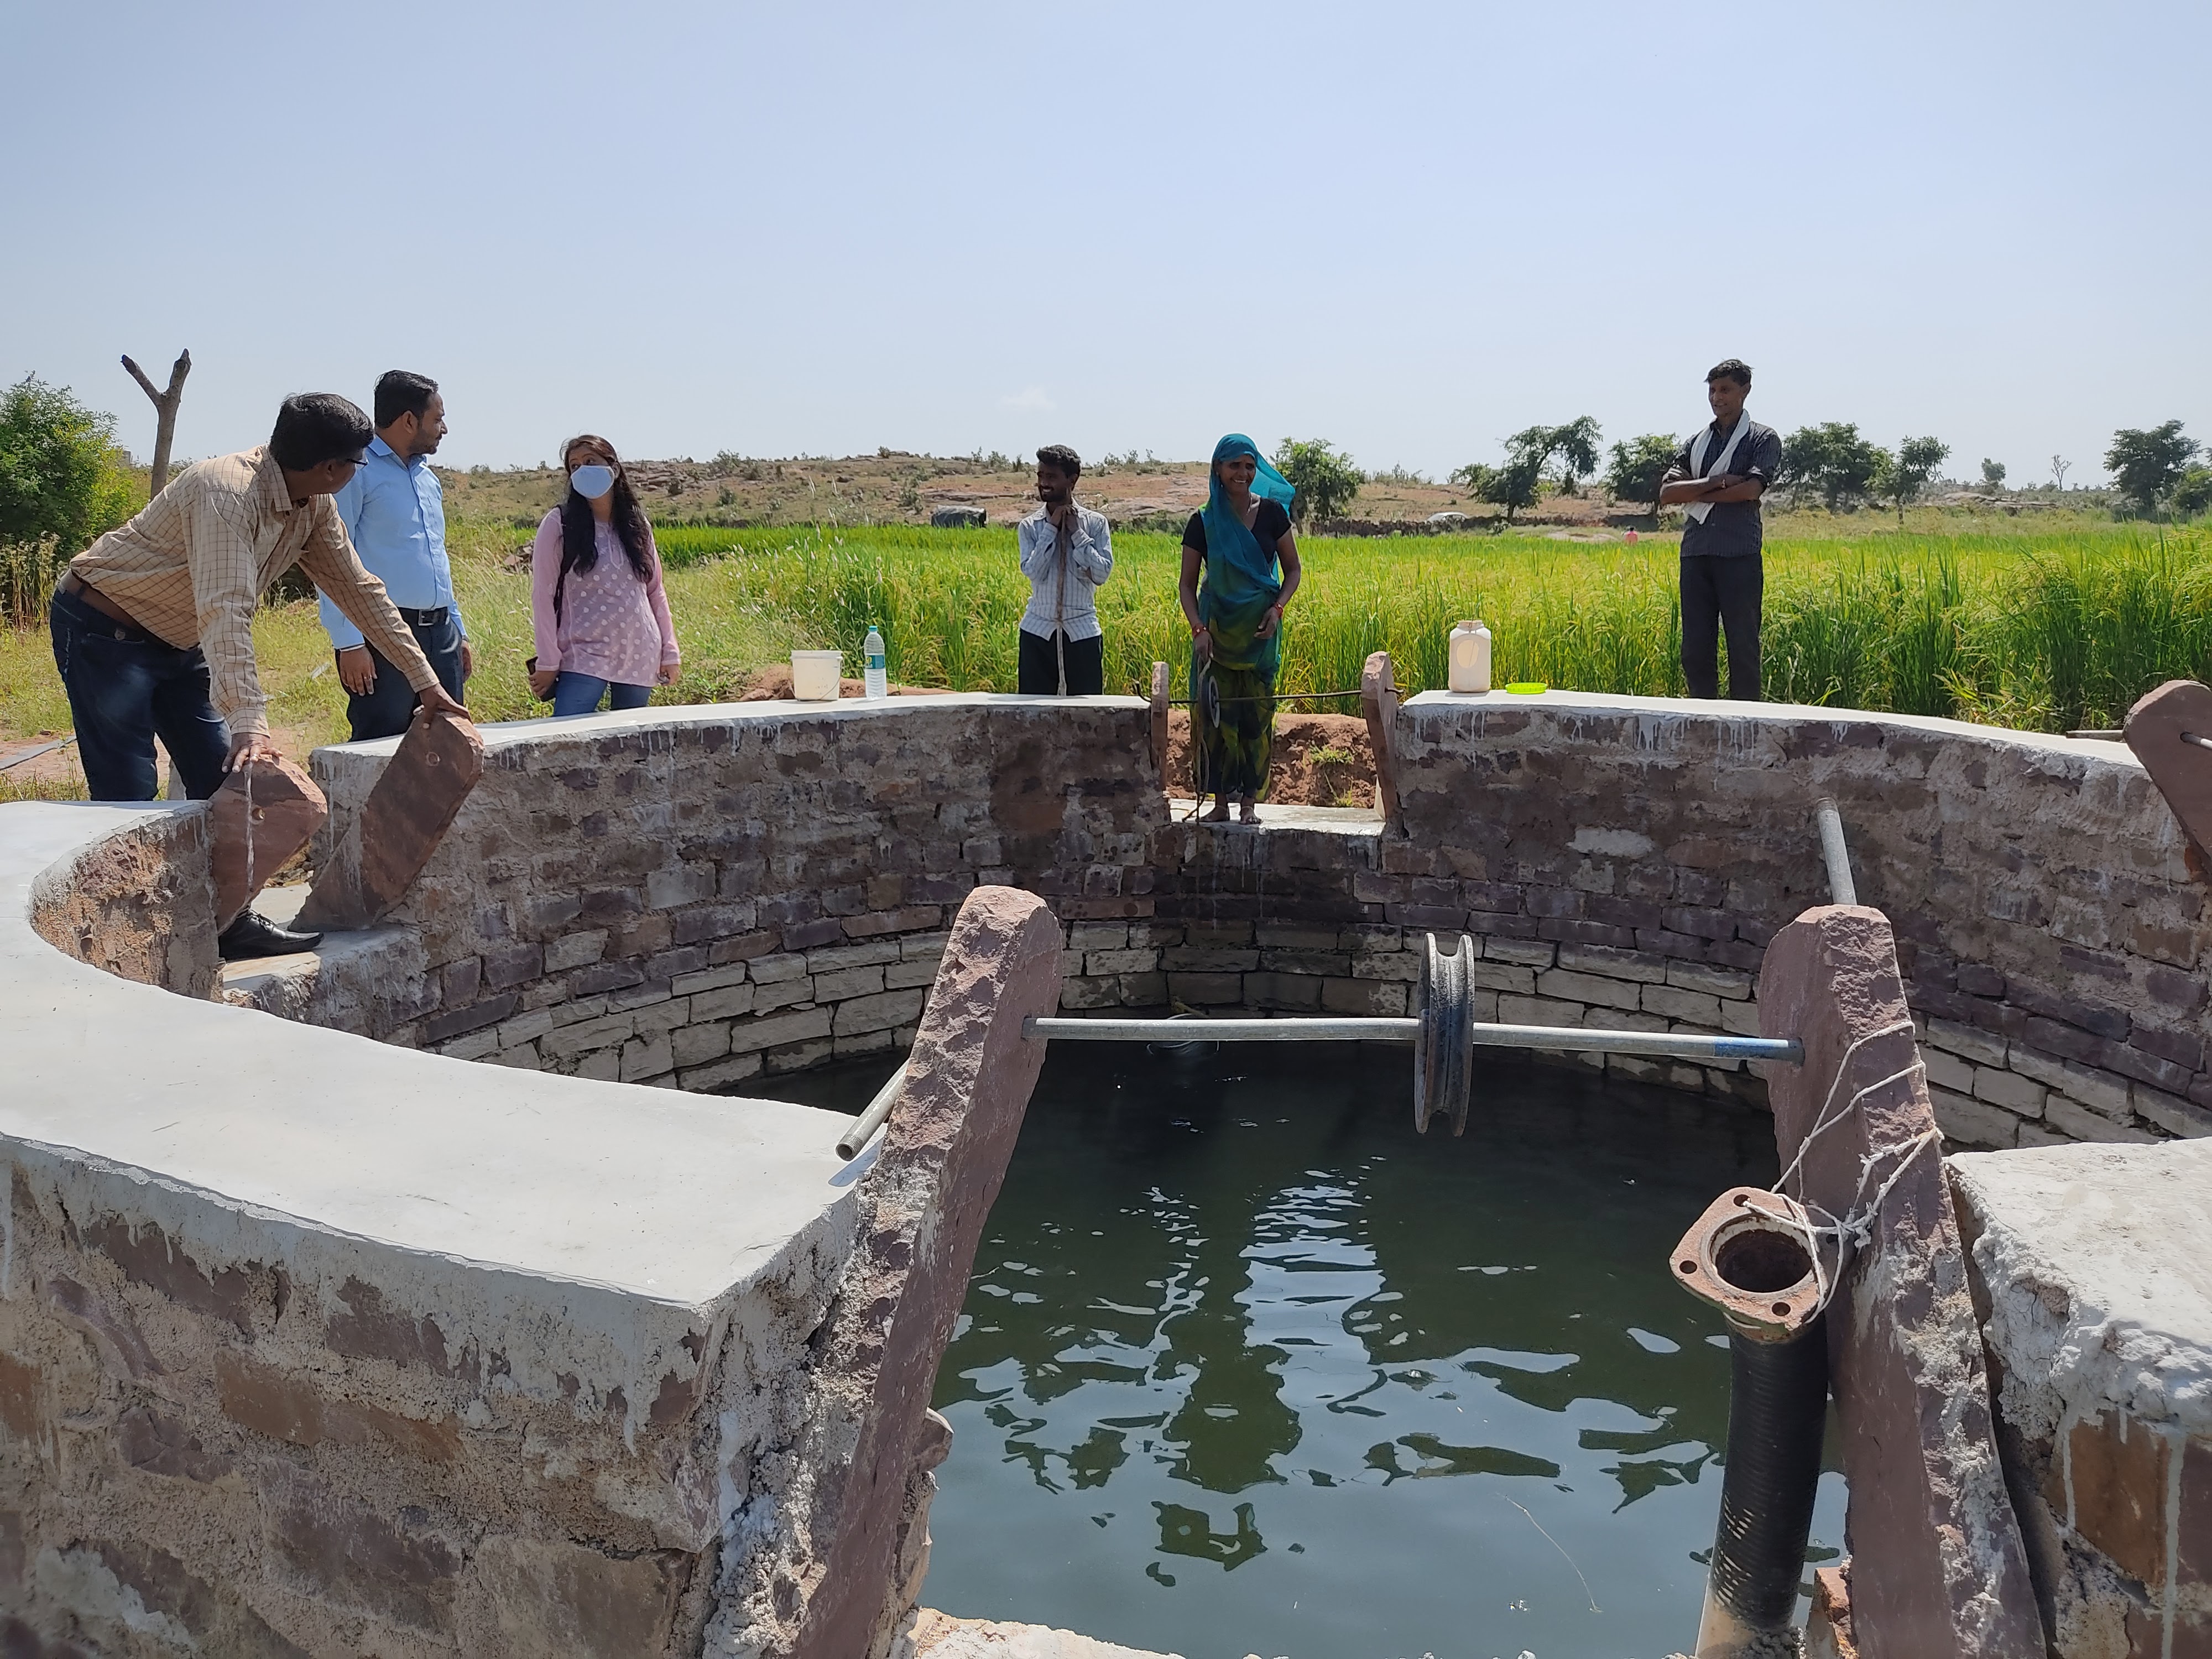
top-left (781, 1045), bottom-right (1844, 1659)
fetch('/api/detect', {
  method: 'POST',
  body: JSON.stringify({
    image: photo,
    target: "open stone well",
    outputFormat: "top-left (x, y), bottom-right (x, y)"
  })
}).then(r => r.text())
top-left (0, 685), bottom-right (2206, 1657)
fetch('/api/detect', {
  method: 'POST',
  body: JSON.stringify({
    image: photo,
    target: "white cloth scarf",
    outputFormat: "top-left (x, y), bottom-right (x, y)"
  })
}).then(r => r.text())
top-left (1686, 413), bottom-right (1755, 523)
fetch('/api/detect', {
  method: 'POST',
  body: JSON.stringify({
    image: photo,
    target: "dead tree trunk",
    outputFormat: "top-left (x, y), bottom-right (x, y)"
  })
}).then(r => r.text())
top-left (122, 349), bottom-right (191, 499)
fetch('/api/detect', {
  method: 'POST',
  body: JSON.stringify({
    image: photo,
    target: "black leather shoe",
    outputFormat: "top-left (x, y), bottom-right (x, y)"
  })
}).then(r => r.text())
top-left (217, 911), bottom-right (324, 961)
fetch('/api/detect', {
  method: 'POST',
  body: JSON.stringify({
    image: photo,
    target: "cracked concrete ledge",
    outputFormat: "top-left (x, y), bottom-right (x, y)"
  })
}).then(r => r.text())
top-left (1951, 1139), bottom-right (2212, 1653)
top-left (1953, 1140), bottom-right (2212, 1443)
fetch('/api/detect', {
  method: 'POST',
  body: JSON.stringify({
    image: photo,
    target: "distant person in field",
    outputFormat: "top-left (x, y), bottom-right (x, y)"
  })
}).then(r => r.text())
top-left (50, 392), bottom-right (467, 958)
top-left (319, 370), bottom-right (470, 742)
top-left (1015, 445), bottom-right (1114, 695)
top-left (528, 436), bottom-right (681, 717)
top-left (1180, 433), bottom-right (1302, 823)
top-left (1658, 358), bottom-right (1782, 700)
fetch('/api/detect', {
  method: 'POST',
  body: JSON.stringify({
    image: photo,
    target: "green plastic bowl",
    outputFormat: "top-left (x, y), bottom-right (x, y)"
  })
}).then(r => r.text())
top-left (1504, 681), bottom-right (1549, 695)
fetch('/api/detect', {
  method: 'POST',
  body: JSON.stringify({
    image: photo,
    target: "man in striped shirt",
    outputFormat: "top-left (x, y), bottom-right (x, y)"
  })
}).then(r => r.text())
top-left (50, 393), bottom-right (469, 955)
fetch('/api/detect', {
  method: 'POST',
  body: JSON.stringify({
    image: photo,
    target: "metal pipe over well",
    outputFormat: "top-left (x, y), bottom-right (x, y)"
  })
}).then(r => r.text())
top-left (1813, 798), bottom-right (1856, 907)
top-left (1023, 1016), bottom-right (1801, 1065)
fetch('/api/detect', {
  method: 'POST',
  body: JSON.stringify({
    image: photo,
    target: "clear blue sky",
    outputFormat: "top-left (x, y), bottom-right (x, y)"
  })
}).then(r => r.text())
top-left (6, 1), bottom-right (2206, 485)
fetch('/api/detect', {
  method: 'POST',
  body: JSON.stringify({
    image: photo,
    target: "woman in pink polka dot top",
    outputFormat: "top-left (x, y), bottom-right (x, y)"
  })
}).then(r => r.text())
top-left (527, 435), bottom-right (681, 717)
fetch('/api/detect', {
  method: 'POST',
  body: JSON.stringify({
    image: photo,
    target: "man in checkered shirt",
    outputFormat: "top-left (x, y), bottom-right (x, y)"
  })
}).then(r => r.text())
top-left (51, 393), bottom-right (470, 956)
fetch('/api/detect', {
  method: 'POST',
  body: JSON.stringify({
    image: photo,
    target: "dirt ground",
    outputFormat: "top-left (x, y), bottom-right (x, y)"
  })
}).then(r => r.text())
top-left (1166, 709), bottom-right (1376, 808)
top-left (731, 680), bottom-right (1379, 808)
top-left (0, 723), bottom-right (324, 801)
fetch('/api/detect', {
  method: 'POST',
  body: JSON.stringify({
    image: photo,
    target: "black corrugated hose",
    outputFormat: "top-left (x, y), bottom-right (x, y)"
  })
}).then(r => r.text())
top-left (1704, 1315), bottom-right (1830, 1635)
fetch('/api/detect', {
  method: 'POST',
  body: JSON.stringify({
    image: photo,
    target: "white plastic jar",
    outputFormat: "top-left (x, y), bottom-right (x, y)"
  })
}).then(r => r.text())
top-left (1448, 619), bottom-right (1493, 693)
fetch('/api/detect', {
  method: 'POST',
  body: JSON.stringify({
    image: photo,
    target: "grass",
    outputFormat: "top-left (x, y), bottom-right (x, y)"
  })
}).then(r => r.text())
top-left (6, 515), bottom-right (2208, 803)
top-left (643, 518), bottom-right (2210, 731)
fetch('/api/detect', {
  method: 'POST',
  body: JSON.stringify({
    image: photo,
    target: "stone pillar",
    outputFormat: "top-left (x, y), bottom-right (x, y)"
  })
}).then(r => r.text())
top-left (784, 885), bottom-right (1067, 1659)
top-left (1758, 904), bottom-right (2041, 1657)
top-left (1359, 650), bottom-right (1401, 830)
top-left (299, 711), bottom-right (482, 930)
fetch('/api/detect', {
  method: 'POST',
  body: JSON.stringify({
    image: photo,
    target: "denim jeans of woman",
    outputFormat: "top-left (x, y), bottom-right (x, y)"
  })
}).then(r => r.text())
top-left (550, 672), bottom-right (652, 718)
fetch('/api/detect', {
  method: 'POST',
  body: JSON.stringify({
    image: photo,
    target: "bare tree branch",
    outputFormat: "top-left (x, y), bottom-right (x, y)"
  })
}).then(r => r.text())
top-left (121, 349), bottom-right (191, 498)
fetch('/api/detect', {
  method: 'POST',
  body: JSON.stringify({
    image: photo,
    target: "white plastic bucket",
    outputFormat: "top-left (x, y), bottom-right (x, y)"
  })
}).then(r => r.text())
top-left (791, 650), bottom-right (843, 702)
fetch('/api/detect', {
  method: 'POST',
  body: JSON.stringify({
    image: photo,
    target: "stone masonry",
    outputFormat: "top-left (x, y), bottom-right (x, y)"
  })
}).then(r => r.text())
top-left (2, 802), bottom-right (1076, 1657)
top-left (226, 692), bottom-right (2212, 1153)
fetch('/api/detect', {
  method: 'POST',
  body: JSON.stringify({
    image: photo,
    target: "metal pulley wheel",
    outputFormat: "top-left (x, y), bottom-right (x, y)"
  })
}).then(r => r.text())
top-left (1414, 931), bottom-right (1474, 1135)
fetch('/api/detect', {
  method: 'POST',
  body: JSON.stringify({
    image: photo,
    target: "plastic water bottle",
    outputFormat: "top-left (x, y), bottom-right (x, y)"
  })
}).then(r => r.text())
top-left (1448, 619), bottom-right (1493, 693)
top-left (864, 625), bottom-right (888, 700)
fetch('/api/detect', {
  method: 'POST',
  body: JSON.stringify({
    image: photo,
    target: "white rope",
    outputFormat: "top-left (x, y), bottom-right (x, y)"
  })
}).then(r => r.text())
top-left (1740, 1019), bottom-right (1939, 1318)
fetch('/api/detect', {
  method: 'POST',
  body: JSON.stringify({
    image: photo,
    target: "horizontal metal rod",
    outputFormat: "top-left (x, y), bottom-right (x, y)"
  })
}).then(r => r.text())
top-left (2185, 731), bottom-right (2212, 751)
top-left (1166, 688), bottom-right (1366, 706)
top-left (1033, 1016), bottom-right (1418, 1042)
top-left (1024, 1016), bottom-right (1801, 1064)
top-left (0, 734), bottom-right (76, 773)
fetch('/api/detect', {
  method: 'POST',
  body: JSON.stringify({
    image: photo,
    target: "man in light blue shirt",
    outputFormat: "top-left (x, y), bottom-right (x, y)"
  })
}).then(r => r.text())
top-left (319, 370), bottom-right (470, 740)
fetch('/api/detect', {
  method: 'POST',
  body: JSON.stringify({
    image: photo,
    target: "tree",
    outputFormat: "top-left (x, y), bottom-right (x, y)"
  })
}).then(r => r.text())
top-left (0, 377), bottom-right (138, 622)
top-left (2051, 455), bottom-right (2072, 491)
top-left (1547, 416), bottom-right (1603, 495)
top-left (1980, 458), bottom-right (2006, 490)
top-left (1450, 452), bottom-right (1545, 524)
top-left (2105, 421), bottom-right (2200, 517)
top-left (1604, 434), bottom-right (1679, 508)
top-left (1270, 437), bottom-right (1363, 526)
top-left (1871, 436), bottom-right (1950, 523)
top-left (0, 377), bottom-right (136, 555)
top-left (2174, 466), bottom-right (2212, 520)
top-left (122, 348), bottom-right (190, 498)
top-left (1779, 422), bottom-right (1885, 511)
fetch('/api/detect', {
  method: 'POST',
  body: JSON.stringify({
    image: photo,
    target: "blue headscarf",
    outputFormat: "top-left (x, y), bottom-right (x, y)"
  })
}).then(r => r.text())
top-left (1198, 434), bottom-right (1297, 617)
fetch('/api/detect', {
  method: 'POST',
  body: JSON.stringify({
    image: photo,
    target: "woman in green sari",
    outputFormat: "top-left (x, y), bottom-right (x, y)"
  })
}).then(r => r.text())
top-left (1179, 434), bottom-right (1303, 823)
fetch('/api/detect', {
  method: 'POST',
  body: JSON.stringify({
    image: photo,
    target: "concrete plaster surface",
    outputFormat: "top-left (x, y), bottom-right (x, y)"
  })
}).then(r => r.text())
top-left (1401, 685), bottom-right (2152, 765)
top-left (895, 1609), bottom-right (1184, 1658)
top-left (1, 799), bottom-right (862, 1407)
top-left (1163, 797), bottom-right (1380, 830)
top-left (1951, 1138), bottom-right (2212, 1440)
top-left (312, 690), bottom-right (1152, 768)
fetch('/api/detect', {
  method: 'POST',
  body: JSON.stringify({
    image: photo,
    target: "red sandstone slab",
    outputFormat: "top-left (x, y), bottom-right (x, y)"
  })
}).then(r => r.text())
top-left (1360, 651), bottom-right (1401, 828)
top-left (1759, 905), bottom-right (2041, 1659)
top-left (208, 758), bottom-right (326, 930)
top-left (2126, 679), bottom-right (2212, 867)
top-left (792, 886), bottom-right (1066, 1658)
top-left (1150, 661), bottom-right (1171, 782)
top-left (299, 712), bottom-right (483, 931)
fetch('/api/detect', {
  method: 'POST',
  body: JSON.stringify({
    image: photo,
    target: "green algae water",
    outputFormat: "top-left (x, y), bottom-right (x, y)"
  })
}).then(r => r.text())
top-left (784, 1045), bottom-right (1844, 1659)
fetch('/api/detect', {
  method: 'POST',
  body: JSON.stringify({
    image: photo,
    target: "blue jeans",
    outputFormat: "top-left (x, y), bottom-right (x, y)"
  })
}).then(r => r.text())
top-left (550, 673), bottom-right (653, 718)
top-left (342, 609), bottom-right (467, 742)
top-left (50, 586), bottom-right (231, 801)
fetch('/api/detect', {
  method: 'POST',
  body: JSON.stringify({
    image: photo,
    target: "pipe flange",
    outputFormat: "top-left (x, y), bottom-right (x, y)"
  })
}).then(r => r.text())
top-left (1671, 1186), bottom-right (1824, 1342)
top-left (1415, 932), bottom-right (1474, 1136)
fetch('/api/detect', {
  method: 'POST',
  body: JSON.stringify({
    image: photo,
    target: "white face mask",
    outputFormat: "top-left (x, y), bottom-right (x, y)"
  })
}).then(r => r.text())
top-left (570, 463), bottom-right (615, 499)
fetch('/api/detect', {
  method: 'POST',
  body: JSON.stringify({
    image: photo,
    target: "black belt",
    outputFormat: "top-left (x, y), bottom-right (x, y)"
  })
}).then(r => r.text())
top-left (395, 605), bottom-right (449, 628)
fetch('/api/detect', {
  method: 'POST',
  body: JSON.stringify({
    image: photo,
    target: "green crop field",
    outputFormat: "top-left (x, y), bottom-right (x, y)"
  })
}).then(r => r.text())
top-left (647, 518), bottom-right (2212, 732)
top-left (6, 515), bottom-right (2209, 802)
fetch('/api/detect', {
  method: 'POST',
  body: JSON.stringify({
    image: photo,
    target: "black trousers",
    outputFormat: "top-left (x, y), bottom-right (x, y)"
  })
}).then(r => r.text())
top-left (342, 611), bottom-right (467, 742)
top-left (1681, 553), bottom-right (1764, 701)
top-left (1017, 629), bottom-right (1105, 695)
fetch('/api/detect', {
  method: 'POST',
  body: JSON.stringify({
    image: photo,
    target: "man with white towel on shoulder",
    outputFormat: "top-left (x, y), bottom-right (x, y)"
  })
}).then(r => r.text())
top-left (1658, 359), bottom-right (1783, 700)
